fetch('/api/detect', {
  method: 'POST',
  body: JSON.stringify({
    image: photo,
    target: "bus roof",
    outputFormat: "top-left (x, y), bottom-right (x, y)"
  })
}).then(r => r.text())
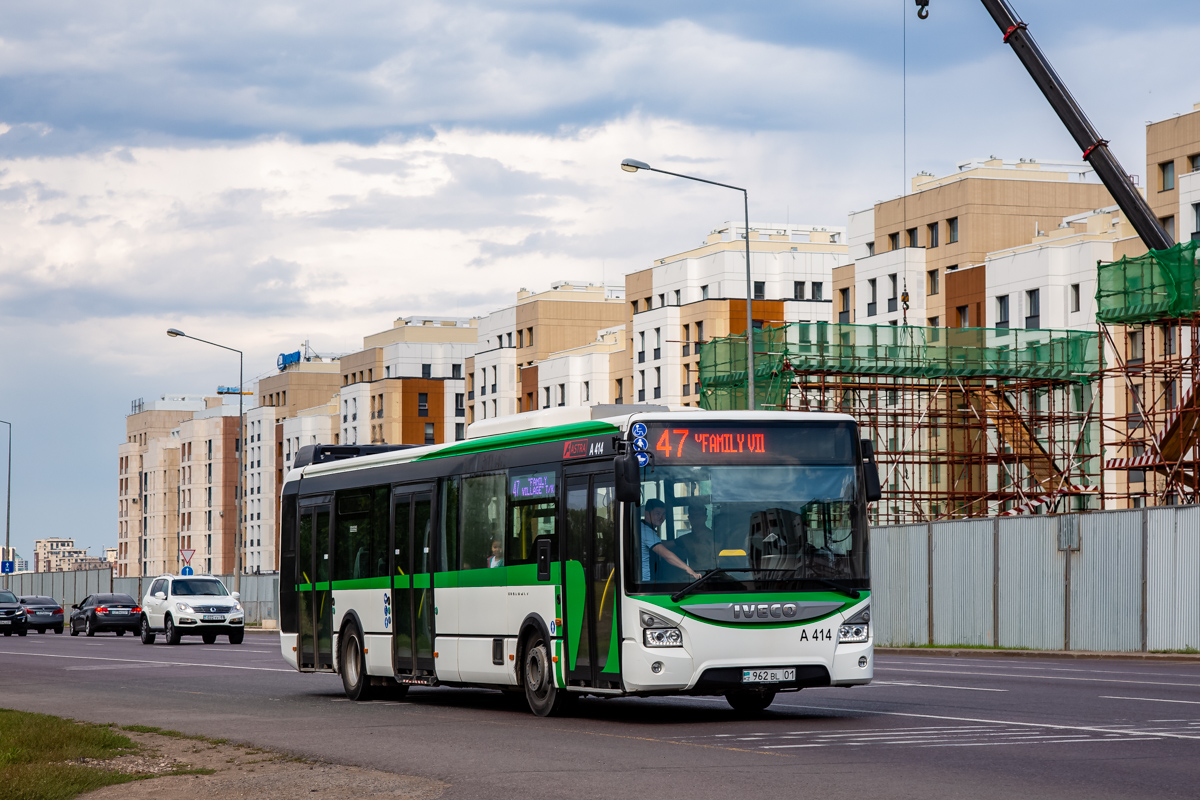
top-left (285, 407), bottom-right (857, 484)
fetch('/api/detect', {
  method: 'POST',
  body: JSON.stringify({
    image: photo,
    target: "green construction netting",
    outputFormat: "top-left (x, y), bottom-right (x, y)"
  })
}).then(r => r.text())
top-left (1096, 241), bottom-right (1200, 324)
top-left (699, 322), bottom-right (1100, 411)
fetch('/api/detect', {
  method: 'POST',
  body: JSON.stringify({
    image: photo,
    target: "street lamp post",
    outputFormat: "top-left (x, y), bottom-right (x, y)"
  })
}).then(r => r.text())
top-left (167, 329), bottom-right (244, 592)
top-left (1, 419), bottom-right (10, 590)
top-left (620, 158), bottom-right (756, 410)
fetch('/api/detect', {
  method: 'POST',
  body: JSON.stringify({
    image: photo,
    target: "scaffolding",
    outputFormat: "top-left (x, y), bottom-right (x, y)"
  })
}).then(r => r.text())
top-left (1097, 243), bottom-right (1200, 506)
top-left (699, 322), bottom-right (1102, 525)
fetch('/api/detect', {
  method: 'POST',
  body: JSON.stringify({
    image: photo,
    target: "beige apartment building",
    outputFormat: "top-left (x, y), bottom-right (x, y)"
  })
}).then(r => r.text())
top-left (176, 409), bottom-right (241, 576)
top-left (1146, 103), bottom-right (1200, 243)
top-left (33, 538), bottom-right (90, 572)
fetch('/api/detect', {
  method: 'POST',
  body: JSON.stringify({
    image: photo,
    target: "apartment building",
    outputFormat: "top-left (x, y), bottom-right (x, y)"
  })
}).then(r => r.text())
top-left (837, 158), bottom-right (1114, 328)
top-left (619, 221), bottom-right (843, 407)
top-left (33, 539), bottom-right (89, 572)
top-left (176, 406), bottom-right (241, 576)
top-left (244, 406), bottom-right (276, 574)
top-left (1146, 103), bottom-right (1200, 244)
top-left (117, 395), bottom-right (208, 578)
top-left (535, 326), bottom-right (625, 409)
top-left (467, 282), bottom-right (626, 421)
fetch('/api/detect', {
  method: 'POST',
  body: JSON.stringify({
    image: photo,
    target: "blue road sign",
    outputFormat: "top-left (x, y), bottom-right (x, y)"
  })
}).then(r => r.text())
top-left (181, 566), bottom-right (194, 576)
top-left (0, 561), bottom-right (13, 574)
top-left (631, 422), bottom-right (647, 438)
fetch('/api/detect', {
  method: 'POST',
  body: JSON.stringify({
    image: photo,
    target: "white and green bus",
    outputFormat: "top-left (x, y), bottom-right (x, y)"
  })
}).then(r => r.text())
top-left (279, 407), bottom-right (879, 716)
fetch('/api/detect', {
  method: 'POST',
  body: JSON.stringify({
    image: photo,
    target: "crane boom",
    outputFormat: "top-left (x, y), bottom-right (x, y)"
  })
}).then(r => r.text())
top-left (919, 0), bottom-right (1174, 251)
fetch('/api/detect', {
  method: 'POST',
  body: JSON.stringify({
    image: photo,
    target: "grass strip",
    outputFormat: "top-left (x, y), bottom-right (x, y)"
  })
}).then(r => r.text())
top-left (0, 709), bottom-right (139, 800)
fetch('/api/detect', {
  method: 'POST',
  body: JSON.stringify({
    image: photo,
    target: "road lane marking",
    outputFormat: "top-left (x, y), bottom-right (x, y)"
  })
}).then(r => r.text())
top-left (1101, 695), bottom-right (1200, 706)
top-left (889, 660), bottom-right (1200, 679)
top-left (1, 651), bottom-right (292, 672)
top-left (873, 681), bottom-right (1007, 692)
top-left (877, 665), bottom-right (1200, 689)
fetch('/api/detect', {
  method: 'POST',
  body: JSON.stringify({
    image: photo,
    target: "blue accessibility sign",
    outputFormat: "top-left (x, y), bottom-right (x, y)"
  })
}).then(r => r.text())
top-left (633, 437), bottom-right (649, 451)
top-left (181, 566), bottom-right (194, 576)
top-left (631, 422), bottom-right (647, 439)
top-left (0, 561), bottom-right (13, 574)
top-left (635, 452), bottom-right (651, 467)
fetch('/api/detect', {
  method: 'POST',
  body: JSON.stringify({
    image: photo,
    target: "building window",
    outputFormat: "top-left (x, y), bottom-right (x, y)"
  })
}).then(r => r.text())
top-left (866, 241), bottom-right (875, 256)
top-left (701, 284), bottom-right (709, 300)
top-left (927, 269), bottom-right (939, 296)
top-left (544, 387), bottom-right (551, 407)
top-left (839, 287), bottom-right (850, 324)
top-left (753, 281), bottom-right (765, 300)
top-left (1191, 154), bottom-right (1200, 173)
top-left (527, 327), bottom-right (533, 347)
top-left (927, 222), bottom-right (939, 248)
top-left (793, 281), bottom-right (805, 300)
top-left (424, 423), bottom-right (435, 444)
top-left (1071, 283), bottom-right (1081, 313)
top-left (1160, 215), bottom-right (1176, 241)
top-left (928, 316), bottom-right (939, 327)
top-left (557, 384), bottom-right (566, 407)
top-left (1165, 380), bottom-right (1178, 410)
top-left (888, 274), bottom-right (898, 313)
top-left (455, 393), bottom-right (465, 417)
top-left (654, 367), bottom-right (661, 400)
top-left (1161, 160), bottom-right (1176, 191)
top-left (418, 393), bottom-right (429, 417)
top-left (385, 366), bottom-right (391, 378)
top-left (658, 294), bottom-right (665, 308)
top-left (957, 305), bottom-right (970, 328)
top-left (452, 363), bottom-right (462, 379)
top-left (811, 282), bottom-right (823, 301)
top-left (581, 381), bottom-right (590, 402)
top-left (1025, 288), bottom-right (1040, 329)
top-left (630, 300), bottom-right (638, 315)
top-left (695, 321), bottom-right (704, 343)
top-left (906, 227), bottom-right (918, 248)
top-left (947, 217), bottom-right (958, 243)
top-left (888, 232), bottom-right (899, 251)
top-left (615, 378), bottom-right (623, 403)
top-left (996, 295), bottom-right (1009, 328)
top-left (1128, 329), bottom-right (1144, 364)
top-left (674, 289), bottom-right (681, 306)
top-left (506, 332), bottom-right (513, 347)
top-left (455, 423), bottom-right (465, 441)
top-left (867, 279), bottom-right (877, 317)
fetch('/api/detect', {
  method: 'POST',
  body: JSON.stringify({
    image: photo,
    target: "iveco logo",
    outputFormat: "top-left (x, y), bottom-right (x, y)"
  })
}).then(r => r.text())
top-left (732, 603), bottom-right (798, 619)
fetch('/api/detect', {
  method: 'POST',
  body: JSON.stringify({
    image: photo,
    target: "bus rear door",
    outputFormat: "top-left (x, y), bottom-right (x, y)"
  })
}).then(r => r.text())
top-left (392, 485), bottom-right (435, 679)
top-left (563, 469), bottom-right (620, 690)
top-left (297, 498), bottom-right (334, 672)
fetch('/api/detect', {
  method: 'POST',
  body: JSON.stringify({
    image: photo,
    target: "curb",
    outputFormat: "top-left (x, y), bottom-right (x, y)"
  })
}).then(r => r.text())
top-left (243, 627), bottom-right (280, 635)
top-left (876, 647), bottom-right (1200, 663)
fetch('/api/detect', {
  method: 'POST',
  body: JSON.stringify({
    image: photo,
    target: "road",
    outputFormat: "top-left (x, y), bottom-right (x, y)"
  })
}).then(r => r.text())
top-left (3, 632), bottom-right (1199, 799)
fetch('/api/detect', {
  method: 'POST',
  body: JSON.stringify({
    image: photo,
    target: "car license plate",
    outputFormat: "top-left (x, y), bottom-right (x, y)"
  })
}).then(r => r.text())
top-left (110, 609), bottom-right (128, 615)
top-left (742, 668), bottom-right (795, 684)
top-left (202, 614), bottom-right (224, 621)
top-left (0, 619), bottom-right (9, 625)
top-left (34, 611), bottom-right (48, 616)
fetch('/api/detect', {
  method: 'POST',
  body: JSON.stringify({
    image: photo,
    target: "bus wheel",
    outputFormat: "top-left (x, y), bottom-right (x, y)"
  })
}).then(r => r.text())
top-left (340, 625), bottom-right (375, 701)
top-left (725, 689), bottom-right (777, 714)
top-left (521, 631), bottom-right (568, 717)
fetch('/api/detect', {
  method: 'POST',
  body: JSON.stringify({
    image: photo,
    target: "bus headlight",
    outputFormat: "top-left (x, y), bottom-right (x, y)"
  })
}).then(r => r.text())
top-left (644, 628), bottom-right (683, 648)
top-left (838, 624), bottom-right (869, 643)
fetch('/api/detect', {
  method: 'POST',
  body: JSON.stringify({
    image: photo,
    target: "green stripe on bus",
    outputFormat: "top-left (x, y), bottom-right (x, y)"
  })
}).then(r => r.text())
top-left (301, 563), bottom-right (568, 593)
top-left (414, 421), bottom-right (619, 462)
top-left (329, 577), bottom-right (392, 591)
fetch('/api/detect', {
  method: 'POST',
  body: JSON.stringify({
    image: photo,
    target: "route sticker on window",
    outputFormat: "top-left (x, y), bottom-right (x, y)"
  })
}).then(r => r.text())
top-left (383, 592), bottom-right (391, 630)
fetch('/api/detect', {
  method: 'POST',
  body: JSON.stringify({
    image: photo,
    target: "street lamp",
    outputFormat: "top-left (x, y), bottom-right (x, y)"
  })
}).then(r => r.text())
top-left (167, 328), bottom-right (244, 592)
top-left (1, 419), bottom-right (10, 590)
top-left (620, 158), bottom-right (756, 409)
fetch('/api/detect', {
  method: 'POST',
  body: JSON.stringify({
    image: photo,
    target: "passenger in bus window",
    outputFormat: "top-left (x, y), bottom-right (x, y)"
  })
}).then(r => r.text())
top-left (666, 502), bottom-right (716, 570)
top-left (488, 539), bottom-right (504, 568)
top-left (640, 499), bottom-right (700, 582)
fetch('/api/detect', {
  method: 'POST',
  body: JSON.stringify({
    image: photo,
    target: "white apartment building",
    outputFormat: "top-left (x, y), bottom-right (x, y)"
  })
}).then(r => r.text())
top-left (536, 326), bottom-right (625, 410)
top-left (244, 406), bottom-right (276, 574)
top-left (473, 305), bottom-right (518, 421)
top-left (281, 403), bottom-right (336, 474)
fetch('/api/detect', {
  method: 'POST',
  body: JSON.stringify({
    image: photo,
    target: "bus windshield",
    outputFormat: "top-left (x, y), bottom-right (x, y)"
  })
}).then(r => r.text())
top-left (629, 463), bottom-right (867, 594)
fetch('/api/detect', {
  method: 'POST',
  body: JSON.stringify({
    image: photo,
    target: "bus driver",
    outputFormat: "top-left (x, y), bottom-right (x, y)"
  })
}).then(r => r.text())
top-left (640, 499), bottom-right (701, 582)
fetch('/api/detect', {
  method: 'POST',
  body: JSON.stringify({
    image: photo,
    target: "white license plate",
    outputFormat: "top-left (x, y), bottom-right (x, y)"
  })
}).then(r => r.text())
top-left (34, 611), bottom-right (49, 616)
top-left (202, 614), bottom-right (225, 622)
top-left (110, 609), bottom-right (128, 615)
top-left (0, 619), bottom-right (9, 625)
top-left (742, 668), bottom-right (796, 684)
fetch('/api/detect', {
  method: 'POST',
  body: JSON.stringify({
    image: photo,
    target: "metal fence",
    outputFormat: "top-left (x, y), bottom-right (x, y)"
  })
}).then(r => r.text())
top-left (870, 506), bottom-right (1200, 652)
top-left (5, 571), bottom-right (279, 626)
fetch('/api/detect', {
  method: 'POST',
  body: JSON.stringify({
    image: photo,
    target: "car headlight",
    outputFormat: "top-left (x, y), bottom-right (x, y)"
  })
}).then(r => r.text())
top-left (234, 603), bottom-right (243, 612)
top-left (643, 628), bottom-right (683, 648)
top-left (175, 602), bottom-right (194, 613)
top-left (838, 604), bottom-right (870, 644)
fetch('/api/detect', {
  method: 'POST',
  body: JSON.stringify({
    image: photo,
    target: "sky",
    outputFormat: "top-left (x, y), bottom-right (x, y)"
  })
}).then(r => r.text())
top-left (0, 0), bottom-right (1196, 561)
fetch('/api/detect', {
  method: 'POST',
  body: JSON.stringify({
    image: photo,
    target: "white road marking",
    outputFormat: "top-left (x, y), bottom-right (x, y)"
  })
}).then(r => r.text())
top-left (1, 651), bottom-right (293, 672)
top-left (874, 680), bottom-right (1007, 692)
top-left (1101, 695), bottom-right (1200, 706)
top-left (890, 660), bottom-right (1200, 679)
top-left (877, 665), bottom-right (1200, 689)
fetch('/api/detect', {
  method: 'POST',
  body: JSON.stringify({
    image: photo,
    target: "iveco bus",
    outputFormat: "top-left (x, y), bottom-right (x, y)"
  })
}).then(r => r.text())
top-left (278, 407), bottom-right (879, 715)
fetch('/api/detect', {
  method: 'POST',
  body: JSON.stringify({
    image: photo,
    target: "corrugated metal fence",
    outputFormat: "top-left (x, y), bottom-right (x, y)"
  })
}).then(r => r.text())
top-left (4, 571), bottom-right (279, 626)
top-left (870, 506), bottom-right (1200, 652)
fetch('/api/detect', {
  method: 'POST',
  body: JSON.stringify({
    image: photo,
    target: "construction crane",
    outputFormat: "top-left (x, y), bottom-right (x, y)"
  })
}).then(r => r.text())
top-left (915, 0), bottom-right (1175, 251)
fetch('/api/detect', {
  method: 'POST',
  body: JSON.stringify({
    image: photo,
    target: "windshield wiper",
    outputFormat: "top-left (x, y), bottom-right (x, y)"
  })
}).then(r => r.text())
top-left (670, 568), bottom-right (748, 603)
top-left (795, 575), bottom-right (860, 599)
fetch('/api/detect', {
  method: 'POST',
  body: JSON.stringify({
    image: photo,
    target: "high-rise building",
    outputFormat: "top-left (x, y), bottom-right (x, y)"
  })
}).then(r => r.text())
top-left (33, 538), bottom-right (90, 572)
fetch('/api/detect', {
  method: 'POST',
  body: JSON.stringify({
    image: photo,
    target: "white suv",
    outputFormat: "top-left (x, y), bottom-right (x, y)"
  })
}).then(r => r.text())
top-left (140, 574), bottom-right (245, 645)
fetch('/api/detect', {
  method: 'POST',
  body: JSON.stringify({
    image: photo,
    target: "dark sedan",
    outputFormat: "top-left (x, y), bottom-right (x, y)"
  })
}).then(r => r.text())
top-left (70, 593), bottom-right (141, 637)
top-left (19, 595), bottom-right (64, 634)
top-left (0, 590), bottom-right (29, 636)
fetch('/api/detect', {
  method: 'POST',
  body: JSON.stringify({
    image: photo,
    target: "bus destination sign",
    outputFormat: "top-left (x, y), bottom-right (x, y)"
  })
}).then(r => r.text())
top-left (511, 471), bottom-right (557, 500)
top-left (636, 422), bottom-right (856, 465)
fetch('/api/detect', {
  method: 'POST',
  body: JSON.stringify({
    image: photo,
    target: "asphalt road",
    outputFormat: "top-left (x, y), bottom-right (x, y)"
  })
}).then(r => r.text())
top-left (3, 631), bottom-right (1199, 799)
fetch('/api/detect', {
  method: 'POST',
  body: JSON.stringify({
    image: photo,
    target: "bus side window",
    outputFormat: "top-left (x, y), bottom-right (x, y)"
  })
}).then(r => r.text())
top-left (461, 472), bottom-right (506, 570)
top-left (438, 477), bottom-right (459, 571)
top-left (334, 486), bottom-right (390, 581)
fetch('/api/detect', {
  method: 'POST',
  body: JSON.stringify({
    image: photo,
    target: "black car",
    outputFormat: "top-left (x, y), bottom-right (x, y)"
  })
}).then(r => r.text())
top-left (0, 589), bottom-right (29, 636)
top-left (18, 595), bottom-right (64, 634)
top-left (69, 593), bottom-right (141, 637)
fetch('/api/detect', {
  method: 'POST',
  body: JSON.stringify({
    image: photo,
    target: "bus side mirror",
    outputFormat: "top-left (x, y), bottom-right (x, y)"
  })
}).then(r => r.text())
top-left (614, 453), bottom-right (640, 504)
top-left (861, 439), bottom-right (882, 503)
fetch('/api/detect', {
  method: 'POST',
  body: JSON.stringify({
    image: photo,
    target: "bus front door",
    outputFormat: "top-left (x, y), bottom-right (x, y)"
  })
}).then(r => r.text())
top-left (563, 472), bottom-right (619, 689)
top-left (298, 502), bottom-right (334, 672)
top-left (392, 487), bottom-right (435, 678)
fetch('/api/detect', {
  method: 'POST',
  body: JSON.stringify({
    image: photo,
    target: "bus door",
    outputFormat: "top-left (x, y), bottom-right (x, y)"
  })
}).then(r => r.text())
top-left (562, 470), bottom-right (619, 689)
top-left (392, 485), bottom-right (435, 678)
top-left (297, 499), bottom-right (334, 672)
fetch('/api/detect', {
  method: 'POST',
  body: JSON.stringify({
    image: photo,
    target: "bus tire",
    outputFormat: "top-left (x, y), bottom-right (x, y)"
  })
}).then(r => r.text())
top-left (725, 689), bottom-right (777, 714)
top-left (520, 630), bottom-right (568, 717)
top-left (339, 624), bottom-right (374, 701)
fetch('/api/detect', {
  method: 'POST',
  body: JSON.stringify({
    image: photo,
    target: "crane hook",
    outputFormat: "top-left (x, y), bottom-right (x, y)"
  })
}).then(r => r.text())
top-left (915, 0), bottom-right (929, 19)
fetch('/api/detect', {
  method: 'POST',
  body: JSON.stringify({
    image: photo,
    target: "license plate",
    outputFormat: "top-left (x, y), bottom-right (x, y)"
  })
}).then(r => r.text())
top-left (742, 668), bottom-right (796, 684)
top-left (202, 614), bottom-right (225, 621)
top-left (34, 611), bottom-right (49, 616)
top-left (110, 609), bottom-right (128, 615)
top-left (0, 620), bottom-right (9, 625)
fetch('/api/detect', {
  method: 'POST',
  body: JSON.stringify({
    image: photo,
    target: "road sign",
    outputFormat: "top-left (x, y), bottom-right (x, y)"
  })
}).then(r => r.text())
top-left (180, 549), bottom-right (195, 565)
top-left (181, 566), bottom-right (194, 576)
top-left (1, 561), bottom-right (13, 574)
